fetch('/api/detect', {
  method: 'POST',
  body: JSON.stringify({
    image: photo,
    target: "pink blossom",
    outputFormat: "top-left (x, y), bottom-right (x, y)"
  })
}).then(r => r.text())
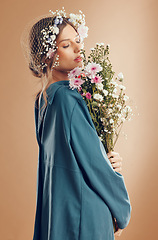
top-left (46, 48), bottom-right (55, 59)
top-left (78, 86), bottom-right (82, 91)
top-left (68, 67), bottom-right (83, 79)
top-left (77, 24), bottom-right (89, 41)
top-left (69, 78), bottom-right (85, 90)
top-left (91, 75), bottom-right (103, 84)
top-left (85, 62), bottom-right (103, 77)
top-left (86, 92), bottom-right (92, 99)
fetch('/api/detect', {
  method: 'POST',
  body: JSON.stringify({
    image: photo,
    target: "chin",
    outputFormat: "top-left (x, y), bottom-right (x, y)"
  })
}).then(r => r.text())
top-left (75, 61), bottom-right (83, 68)
top-left (65, 61), bottom-right (83, 72)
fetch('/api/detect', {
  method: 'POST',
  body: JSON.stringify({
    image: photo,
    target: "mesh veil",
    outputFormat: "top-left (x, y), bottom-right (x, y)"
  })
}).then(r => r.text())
top-left (20, 12), bottom-right (65, 115)
top-left (20, 12), bottom-right (60, 78)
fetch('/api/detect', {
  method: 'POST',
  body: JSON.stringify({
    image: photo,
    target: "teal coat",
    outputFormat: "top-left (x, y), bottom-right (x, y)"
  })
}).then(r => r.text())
top-left (33, 80), bottom-right (131, 240)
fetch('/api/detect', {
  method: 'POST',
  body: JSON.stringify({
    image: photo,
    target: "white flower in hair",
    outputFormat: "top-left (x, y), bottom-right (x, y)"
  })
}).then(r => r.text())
top-left (50, 35), bottom-right (56, 41)
top-left (53, 26), bottom-right (59, 35)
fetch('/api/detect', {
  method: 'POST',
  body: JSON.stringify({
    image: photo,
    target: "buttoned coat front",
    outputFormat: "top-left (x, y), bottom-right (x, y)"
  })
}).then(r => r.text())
top-left (33, 80), bottom-right (131, 240)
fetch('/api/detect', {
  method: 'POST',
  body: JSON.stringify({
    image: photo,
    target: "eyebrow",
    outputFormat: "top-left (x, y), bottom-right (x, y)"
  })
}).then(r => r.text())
top-left (58, 34), bottom-right (79, 44)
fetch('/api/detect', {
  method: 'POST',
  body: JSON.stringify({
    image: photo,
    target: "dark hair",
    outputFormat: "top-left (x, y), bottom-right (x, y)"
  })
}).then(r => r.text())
top-left (29, 17), bottom-right (77, 78)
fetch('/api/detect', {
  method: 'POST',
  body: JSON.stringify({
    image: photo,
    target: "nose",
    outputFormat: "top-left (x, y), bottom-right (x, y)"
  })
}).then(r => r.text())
top-left (74, 42), bottom-right (82, 53)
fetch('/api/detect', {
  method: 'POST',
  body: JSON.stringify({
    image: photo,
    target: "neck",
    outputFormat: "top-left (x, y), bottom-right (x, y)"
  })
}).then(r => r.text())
top-left (52, 68), bottom-right (70, 81)
top-left (46, 68), bottom-right (70, 89)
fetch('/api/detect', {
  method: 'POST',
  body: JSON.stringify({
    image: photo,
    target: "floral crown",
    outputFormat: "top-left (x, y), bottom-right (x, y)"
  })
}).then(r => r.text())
top-left (40, 7), bottom-right (88, 68)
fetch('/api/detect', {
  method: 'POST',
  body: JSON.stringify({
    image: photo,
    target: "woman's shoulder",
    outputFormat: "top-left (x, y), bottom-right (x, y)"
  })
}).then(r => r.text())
top-left (53, 84), bottom-right (86, 109)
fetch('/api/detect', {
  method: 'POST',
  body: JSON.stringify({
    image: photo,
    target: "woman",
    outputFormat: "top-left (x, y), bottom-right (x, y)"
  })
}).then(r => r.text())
top-left (21, 8), bottom-right (131, 240)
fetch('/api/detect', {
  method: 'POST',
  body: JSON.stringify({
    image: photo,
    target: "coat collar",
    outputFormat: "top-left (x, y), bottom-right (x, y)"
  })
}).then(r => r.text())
top-left (34, 80), bottom-right (70, 144)
top-left (46, 80), bottom-right (70, 105)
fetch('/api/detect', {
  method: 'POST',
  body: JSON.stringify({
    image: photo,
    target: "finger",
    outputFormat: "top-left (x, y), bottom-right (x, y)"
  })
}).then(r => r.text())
top-left (109, 158), bottom-right (122, 164)
top-left (116, 229), bottom-right (123, 236)
top-left (114, 229), bottom-right (123, 236)
top-left (109, 157), bottom-right (123, 164)
top-left (107, 151), bottom-right (119, 156)
top-left (106, 151), bottom-right (112, 158)
top-left (113, 167), bottom-right (122, 173)
top-left (107, 151), bottom-right (120, 158)
top-left (114, 232), bottom-right (122, 237)
top-left (111, 161), bottom-right (122, 168)
top-left (108, 156), bottom-right (119, 163)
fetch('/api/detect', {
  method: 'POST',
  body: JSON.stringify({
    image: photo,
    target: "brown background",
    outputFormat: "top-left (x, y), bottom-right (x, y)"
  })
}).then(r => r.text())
top-left (0, 0), bottom-right (158, 239)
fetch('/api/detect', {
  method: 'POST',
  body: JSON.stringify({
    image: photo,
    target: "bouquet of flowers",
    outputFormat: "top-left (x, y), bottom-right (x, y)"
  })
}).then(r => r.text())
top-left (68, 43), bottom-right (133, 153)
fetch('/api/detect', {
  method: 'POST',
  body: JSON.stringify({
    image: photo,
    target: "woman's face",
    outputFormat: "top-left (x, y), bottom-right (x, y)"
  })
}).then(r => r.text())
top-left (54, 24), bottom-right (83, 72)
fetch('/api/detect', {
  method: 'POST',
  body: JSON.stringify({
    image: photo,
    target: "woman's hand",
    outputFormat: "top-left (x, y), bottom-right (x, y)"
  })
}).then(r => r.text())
top-left (114, 228), bottom-right (123, 237)
top-left (107, 151), bottom-right (123, 173)
top-left (113, 219), bottom-right (124, 237)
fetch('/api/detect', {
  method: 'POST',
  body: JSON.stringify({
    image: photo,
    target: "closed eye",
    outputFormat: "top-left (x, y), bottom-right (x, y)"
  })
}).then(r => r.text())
top-left (63, 37), bottom-right (81, 48)
top-left (63, 45), bottom-right (69, 48)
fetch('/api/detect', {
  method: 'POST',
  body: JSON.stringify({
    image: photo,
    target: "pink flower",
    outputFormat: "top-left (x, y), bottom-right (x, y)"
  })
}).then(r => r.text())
top-left (46, 48), bottom-right (55, 59)
top-left (86, 92), bottom-right (92, 99)
top-left (77, 24), bottom-right (89, 41)
top-left (85, 62), bottom-right (103, 77)
top-left (91, 75), bottom-right (103, 84)
top-left (68, 67), bottom-right (83, 79)
top-left (78, 86), bottom-right (82, 91)
top-left (69, 78), bottom-right (85, 90)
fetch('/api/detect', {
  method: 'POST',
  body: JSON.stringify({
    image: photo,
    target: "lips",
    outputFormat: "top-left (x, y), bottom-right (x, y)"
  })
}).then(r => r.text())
top-left (74, 55), bottom-right (82, 61)
top-left (74, 55), bottom-right (82, 60)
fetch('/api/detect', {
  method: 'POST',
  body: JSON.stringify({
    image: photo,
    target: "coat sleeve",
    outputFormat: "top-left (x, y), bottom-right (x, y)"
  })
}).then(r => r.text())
top-left (70, 99), bottom-right (132, 229)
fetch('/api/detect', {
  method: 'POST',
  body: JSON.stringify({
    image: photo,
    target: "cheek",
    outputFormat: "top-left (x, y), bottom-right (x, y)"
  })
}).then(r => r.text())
top-left (58, 48), bottom-right (72, 60)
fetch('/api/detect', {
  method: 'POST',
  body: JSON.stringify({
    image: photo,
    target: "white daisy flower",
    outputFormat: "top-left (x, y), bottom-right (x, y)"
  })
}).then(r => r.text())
top-left (118, 84), bottom-right (126, 90)
top-left (111, 79), bottom-right (118, 87)
top-left (121, 117), bottom-right (125, 122)
top-left (117, 104), bottom-right (122, 110)
top-left (103, 89), bottom-right (108, 96)
top-left (109, 119), bottom-right (114, 124)
top-left (104, 128), bottom-right (108, 132)
top-left (126, 106), bottom-right (132, 112)
top-left (96, 83), bottom-right (104, 90)
top-left (112, 94), bottom-right (119, 99)
top-left (113, 88), bottom-right (117, 93)
top-left (94, 93), bottom-right (104, 102)
top-left (123, 95), bottom-right (129, 101)
top-left (118, 72), bottom-right (124, 80)
top-left (108, 108), bottom-right (112, 113)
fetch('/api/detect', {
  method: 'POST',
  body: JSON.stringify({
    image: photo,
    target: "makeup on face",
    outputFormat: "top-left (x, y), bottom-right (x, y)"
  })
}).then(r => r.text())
top-left (58, 34), bottom-right (81, 49)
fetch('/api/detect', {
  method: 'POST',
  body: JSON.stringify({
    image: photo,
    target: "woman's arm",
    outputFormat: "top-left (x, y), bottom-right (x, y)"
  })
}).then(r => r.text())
top-left (70, 99), bottom-right (132, 230)
top-left (107, 151), bottom-right (124, 235)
